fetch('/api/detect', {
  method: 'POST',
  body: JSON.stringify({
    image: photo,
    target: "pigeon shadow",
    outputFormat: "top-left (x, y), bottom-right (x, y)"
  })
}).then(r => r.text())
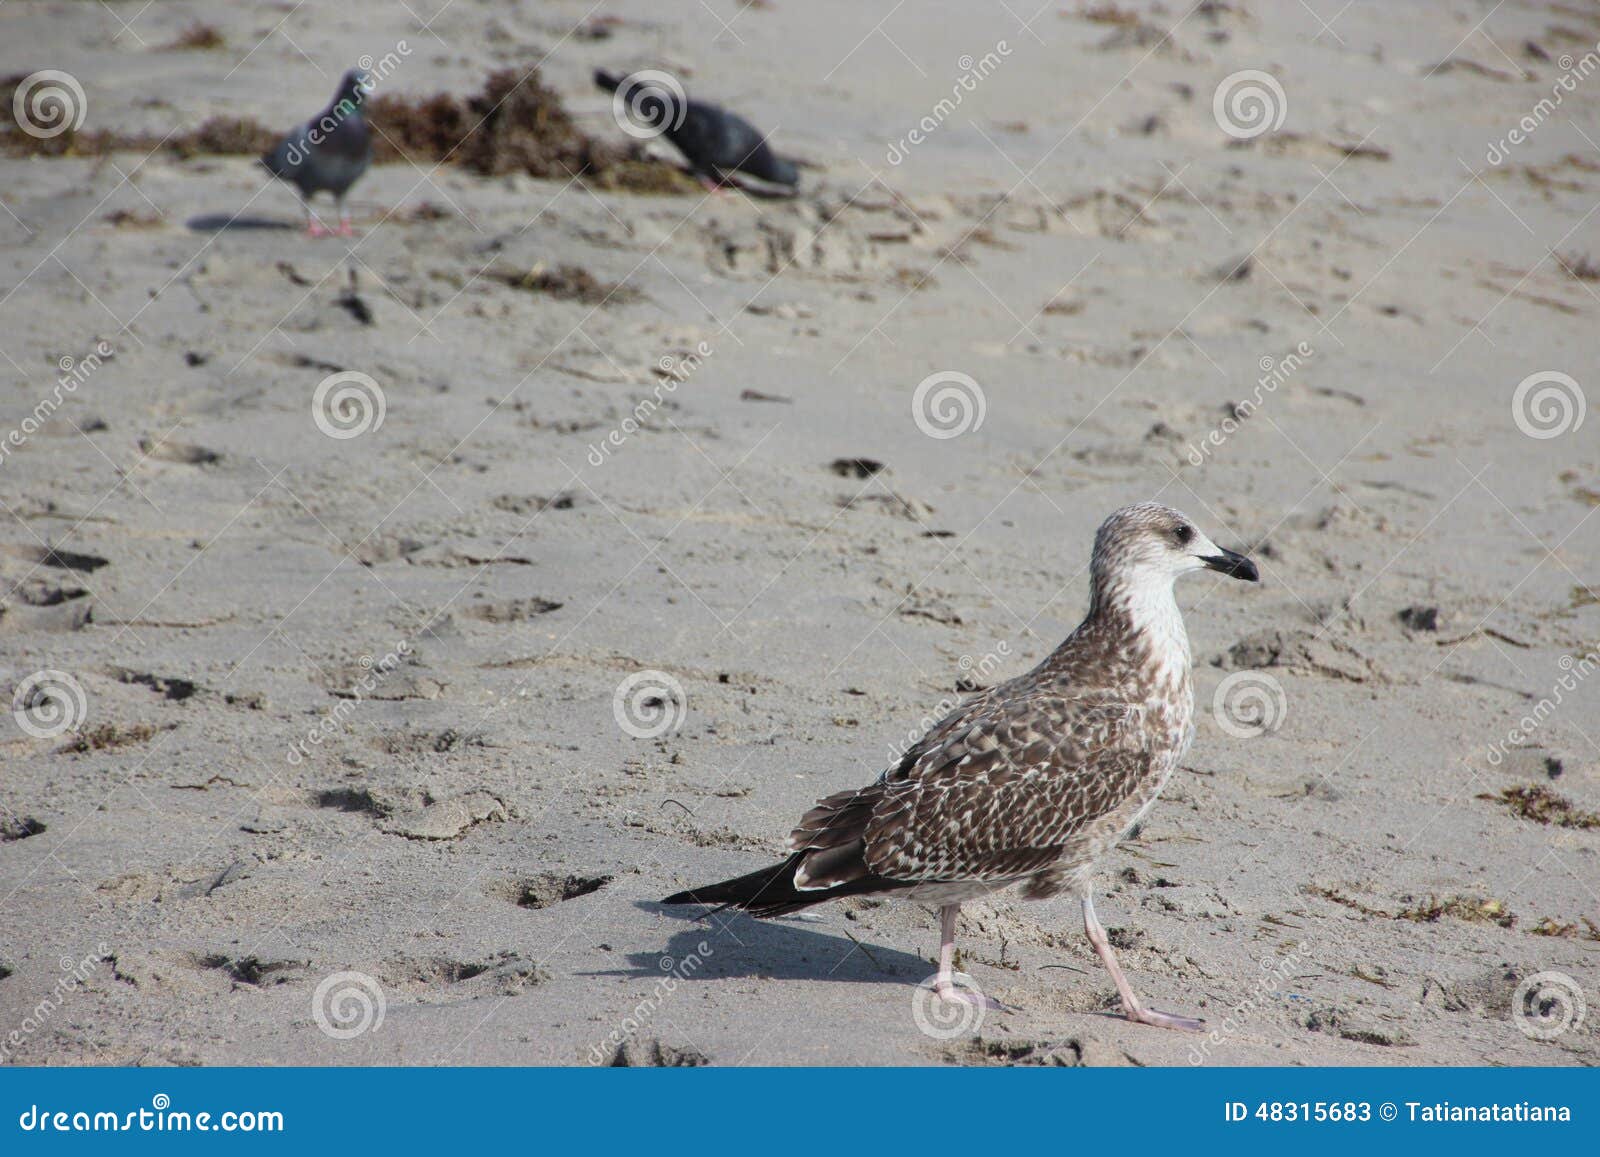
top-left (600, 901), bottom-right (930, 986)
top-left (186, 212), bottom-right (296, 233)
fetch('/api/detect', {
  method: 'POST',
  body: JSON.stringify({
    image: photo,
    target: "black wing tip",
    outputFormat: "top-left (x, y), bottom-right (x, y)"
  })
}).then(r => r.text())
top-left (594, 69), bottom-right (622, 92)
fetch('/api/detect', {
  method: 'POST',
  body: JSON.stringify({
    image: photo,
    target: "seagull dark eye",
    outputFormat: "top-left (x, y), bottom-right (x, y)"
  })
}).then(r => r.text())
top-left (1174, 525), bottom-right (1194, 546)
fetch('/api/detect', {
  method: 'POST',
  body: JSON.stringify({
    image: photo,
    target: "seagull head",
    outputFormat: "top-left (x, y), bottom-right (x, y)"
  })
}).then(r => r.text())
top-left (1091, 502), bottom-right (1259, 600)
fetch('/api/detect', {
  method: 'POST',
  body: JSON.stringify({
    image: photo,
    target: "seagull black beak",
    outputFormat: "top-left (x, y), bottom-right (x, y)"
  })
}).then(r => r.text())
top-left (1202, 547), bottom-right (1259, 582)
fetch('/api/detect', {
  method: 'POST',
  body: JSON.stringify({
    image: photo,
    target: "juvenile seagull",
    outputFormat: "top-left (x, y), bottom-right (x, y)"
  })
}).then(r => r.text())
top-left (664, 503), bottom-right (1258, 1031)
top-left (261, 69), bottom-right (374, 237)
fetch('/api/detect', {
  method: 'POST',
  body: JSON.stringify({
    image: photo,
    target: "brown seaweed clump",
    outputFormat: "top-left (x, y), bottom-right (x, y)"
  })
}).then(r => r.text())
top-left (3, 66), bottom-right (697, 195)
top-left (367, 68), bottom-right (696, 193)
top-left (1477, 783), bottom-right (1600, 829)
top-left (2, 72), bottom-right (276, 159)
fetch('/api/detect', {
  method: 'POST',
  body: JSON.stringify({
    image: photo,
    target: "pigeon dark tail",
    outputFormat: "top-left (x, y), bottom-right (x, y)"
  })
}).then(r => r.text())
top-left (663, 855), bottom-right (913, 918)
top-left (752, 152), bottom-right (799, 189)
top-left (593, 69), bottom-right (624, 94)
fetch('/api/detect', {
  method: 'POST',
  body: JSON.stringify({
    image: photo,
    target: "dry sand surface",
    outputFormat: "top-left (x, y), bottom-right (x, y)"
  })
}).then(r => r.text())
top-left (1, 0), bottom-right (1598, 1067)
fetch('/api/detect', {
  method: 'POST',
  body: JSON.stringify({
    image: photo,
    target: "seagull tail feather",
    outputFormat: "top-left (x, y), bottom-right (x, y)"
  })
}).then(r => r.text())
top-left (663, 853), bottom-right (913, 918)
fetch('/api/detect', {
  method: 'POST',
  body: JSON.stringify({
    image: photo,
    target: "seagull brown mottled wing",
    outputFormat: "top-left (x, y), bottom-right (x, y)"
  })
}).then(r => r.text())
top-left (858, 694), bottom-right (1157, 886)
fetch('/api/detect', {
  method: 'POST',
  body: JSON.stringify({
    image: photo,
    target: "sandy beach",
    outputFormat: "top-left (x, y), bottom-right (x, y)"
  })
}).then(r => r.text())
top-left (1, 0), bottom-right (1597, 1066)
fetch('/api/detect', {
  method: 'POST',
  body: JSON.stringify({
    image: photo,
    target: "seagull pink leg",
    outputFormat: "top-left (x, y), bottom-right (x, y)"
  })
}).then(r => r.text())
top-left (335, 198), bottom-right (356, 237)
top-left (933, 904), bottom-right (1004, 1010)
top-left (1082, 895), bottom-right (1203, 1032)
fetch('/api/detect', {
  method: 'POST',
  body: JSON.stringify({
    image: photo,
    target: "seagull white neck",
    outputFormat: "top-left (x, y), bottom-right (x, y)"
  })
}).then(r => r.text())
top-left (1093, 576), bottom-right (1192, 694)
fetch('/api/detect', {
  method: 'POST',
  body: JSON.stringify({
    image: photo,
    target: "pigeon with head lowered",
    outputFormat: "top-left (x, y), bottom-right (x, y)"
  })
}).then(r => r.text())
top-left (595, 69), bottom-right (798, 192)
top-left (261, 69), bottom-right (374, 237)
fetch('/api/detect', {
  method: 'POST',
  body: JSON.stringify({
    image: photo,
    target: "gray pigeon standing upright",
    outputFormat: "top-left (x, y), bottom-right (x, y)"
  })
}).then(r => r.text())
top-left (595, 69), bottom-right (798, 192)
top-left (261, 69), bottom-right (374, 236)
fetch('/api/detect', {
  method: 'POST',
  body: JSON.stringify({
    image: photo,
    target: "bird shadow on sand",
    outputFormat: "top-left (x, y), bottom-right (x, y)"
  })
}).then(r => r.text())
top-left (594, 901), bottom-right (931, 986)
top-left (186, 212), bottom-right (296, 233)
